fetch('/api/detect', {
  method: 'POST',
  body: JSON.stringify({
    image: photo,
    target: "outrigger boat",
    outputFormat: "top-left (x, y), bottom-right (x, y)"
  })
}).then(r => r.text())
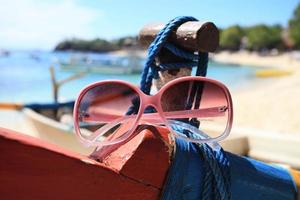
top-left (59, 54), bottom-right (144, 75)
top-left (3, 100), bottom-right (300, 168)
top-left (1, 101), bottom-right (94, 155)
top-left (0, 103), bottom-right (299, 199)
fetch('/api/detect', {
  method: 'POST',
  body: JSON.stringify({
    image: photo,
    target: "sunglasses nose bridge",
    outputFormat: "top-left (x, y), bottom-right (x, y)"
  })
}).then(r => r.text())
top-left (141, 93), bottom-right (161, 109)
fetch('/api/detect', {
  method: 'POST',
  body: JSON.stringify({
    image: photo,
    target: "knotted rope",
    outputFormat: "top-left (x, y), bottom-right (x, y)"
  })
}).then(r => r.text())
top-left (140, 16), bottom-right (202, 94)
top-left (138, 16), bottom-right (231, 199)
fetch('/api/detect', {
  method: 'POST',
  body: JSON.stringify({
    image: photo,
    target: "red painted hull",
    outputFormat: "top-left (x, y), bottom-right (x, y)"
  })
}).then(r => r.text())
top-left (0, 127), bottom-right (171, 200)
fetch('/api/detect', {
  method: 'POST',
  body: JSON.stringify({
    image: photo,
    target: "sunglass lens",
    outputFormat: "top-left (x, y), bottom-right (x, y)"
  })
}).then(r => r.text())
top-left (161, 80), bottom-right (230, 140)
top-left (76, 82), bottom-right (140, 145)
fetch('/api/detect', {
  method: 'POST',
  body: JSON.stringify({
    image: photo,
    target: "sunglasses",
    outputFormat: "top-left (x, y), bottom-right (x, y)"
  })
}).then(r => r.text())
top-left (73, 76), bottom-right (233, 147)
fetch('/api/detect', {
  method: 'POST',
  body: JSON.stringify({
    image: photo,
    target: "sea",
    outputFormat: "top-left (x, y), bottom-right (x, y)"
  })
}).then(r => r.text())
top-left (0, 50), bottom-right (263, 104)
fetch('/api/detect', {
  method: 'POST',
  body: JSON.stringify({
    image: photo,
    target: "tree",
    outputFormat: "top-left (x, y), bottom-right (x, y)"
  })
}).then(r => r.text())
top-left (220, 25), bottom-right (244, 51)
top-left (289, 3), bottom-right (300, 49)
top-left (54, 36), bottom-right (138, 52)
top-left (245, 25), bottom-right (283, 51)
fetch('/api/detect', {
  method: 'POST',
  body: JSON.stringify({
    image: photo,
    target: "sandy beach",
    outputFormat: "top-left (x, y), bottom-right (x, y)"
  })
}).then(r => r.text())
top-left (212, 51), bottom-right (300, 69)
top-left (213, 51), bottom-right (300, 134)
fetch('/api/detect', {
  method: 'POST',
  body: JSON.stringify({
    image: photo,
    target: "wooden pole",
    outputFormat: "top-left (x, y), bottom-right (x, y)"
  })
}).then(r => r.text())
top-left (49, 66), bottom-right (85, 103)
top-left (139, 21), bottom-right (219, 52)
top-left (49, 66), bottom-right (58, 103)
top-left (139, 21), bottom-right (219, 90)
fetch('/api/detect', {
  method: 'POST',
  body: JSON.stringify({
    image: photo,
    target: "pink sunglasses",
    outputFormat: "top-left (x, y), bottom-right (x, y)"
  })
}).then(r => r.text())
top-left (74, 76), bottom-right (233, 147)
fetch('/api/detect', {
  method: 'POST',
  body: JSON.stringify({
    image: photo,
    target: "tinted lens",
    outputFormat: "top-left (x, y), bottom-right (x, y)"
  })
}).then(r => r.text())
top-left (161, 80), bottom-right (230, 140)
top-left (76, 82), bottom-right (140, 144)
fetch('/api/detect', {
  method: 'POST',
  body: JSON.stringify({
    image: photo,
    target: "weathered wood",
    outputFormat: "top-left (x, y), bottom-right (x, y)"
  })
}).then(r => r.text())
top-left (152, 48), bottom-right (192, 89)
top-left (0, 102), bottom-right (23, 110)
top-left (0, 127), bottom-right (170, 199)
top-left (49, 66), bottom-right (85, 103)
top-left (139, 21), bottom-right (219, 88)
top-left (139, 21), bottom-right (219, 52)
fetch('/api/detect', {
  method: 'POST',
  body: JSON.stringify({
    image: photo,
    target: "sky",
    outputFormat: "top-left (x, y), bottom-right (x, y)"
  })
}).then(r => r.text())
top-left (0, 0), bottom-right (299, 50)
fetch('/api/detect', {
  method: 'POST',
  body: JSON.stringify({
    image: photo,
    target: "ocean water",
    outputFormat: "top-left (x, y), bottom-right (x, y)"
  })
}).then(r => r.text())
top-left (0, 50), bottom-right (258, 104)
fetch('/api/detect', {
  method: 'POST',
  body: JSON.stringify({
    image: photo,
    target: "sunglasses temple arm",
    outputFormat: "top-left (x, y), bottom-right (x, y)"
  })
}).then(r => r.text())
top-left (83, 106), bottom-right (226, 124)
top-left (161, 106), bottom-right (226, 119)
top-left (87, 116), bottom-right (131, 142)
top-left (83, 106), bottom-right (227, 143)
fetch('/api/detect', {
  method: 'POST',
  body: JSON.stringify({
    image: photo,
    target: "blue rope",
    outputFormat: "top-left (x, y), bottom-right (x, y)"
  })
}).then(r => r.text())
top-left (198, 145), bottom-right (231, 200)
top-left (138, 16), bottom-right (231, 199)
top-left (140, 16), bottom-right (198, 94)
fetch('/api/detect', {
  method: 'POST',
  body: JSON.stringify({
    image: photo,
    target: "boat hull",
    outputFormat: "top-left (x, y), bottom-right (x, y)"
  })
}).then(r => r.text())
top-left (0, 127), bottom-right (170, 200)
top-left (23, 108), bottom-right (94, 154)
top-left (60, 63), bottom-right (141, 75)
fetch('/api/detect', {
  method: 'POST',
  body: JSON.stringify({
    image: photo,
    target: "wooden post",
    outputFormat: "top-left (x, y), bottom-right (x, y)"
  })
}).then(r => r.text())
top-left (49, 66), bottom-right (85, 103)
top-left (139, 21), bottom-right (219, 89)
top-left (139, 21), bottom-right (300, 199)
top-left (139, 22), bottom-right (219, 52)
top-left (49, 67), bottom-right (58, 103)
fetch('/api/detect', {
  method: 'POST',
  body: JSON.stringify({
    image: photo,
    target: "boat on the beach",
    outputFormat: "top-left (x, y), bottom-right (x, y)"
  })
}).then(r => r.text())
top-left (1, 110), bottom-right (299, 199)
top-left (21, 101), bottom-right (94, 154)
top-left (255, 68), bottom-right (293, 77)
top-left (59, 55), bottom-right (144, 75)
top-left (21, 101), bottom-right (300, 169)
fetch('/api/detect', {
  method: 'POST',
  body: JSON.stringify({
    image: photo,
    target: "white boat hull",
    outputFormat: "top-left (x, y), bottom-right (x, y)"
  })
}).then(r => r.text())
top-left (23, 108), bottom-right (94, 155)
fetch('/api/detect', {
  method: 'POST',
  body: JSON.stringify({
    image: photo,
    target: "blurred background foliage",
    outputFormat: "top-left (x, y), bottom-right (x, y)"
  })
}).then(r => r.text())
top-left (55, 3), bottom-right (300, 53)
top-left (289, 3), bottom-right (300, 48)
top-left (219, 3), bottom-right (300, 52)
top-left (55, 36), bottom-right (138, 52)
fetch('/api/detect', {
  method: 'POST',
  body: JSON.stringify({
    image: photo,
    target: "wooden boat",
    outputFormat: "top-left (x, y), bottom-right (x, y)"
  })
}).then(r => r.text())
top-left (1, 84), bottom-right (299, 199)
top-left (60, 55), bottom-right (143, 75)
top-left (221, 127), bottom-right (300, 169)
top-left (21, 101), bottom-right (94, 155)
top-left (0, 125), bottom-right (173, 199)
top-left (1, 118), bottom-right (299, 199)
top-left (1, 98), bottom-right (298, 168)
top-left (18, 102), bottom-right (300, 168)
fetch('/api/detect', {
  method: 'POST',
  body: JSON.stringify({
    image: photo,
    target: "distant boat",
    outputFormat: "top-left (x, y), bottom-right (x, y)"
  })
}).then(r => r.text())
top-left (0, 50), bottom-right (10, 57)
top-left (29, 53), bottom-right (41, 61)
top-left (59, 55), bottom-right (144, 75)
top-left (255, 69), bottom-right (293, 77)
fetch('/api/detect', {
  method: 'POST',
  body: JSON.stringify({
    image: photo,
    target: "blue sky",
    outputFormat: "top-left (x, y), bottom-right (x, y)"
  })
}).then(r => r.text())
top-left (0, 0), bottom-right (299, 50)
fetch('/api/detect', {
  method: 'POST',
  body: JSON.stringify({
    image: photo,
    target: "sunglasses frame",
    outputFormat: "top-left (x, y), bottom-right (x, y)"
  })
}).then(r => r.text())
top-left (74, 76), bottom-right (233, 147)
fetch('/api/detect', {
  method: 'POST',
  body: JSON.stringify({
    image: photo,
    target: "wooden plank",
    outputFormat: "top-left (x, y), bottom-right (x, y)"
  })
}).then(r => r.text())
top-left (288, 169), bottom-right (300, 199)
top-left (89, 126), bottom-right (172, 189)
top-left (230, 127), bottom-right (300, 169)
top-left (220, 135), bottom-right (249, 156)
top-left (0, 128), bottom-right (165, 200)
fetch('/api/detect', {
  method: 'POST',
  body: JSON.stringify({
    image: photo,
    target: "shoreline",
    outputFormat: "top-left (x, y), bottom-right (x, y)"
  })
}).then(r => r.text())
top-left (212, 50), bottom-right (300, 70)
top-left (112, 49), bottom-right (300, 71)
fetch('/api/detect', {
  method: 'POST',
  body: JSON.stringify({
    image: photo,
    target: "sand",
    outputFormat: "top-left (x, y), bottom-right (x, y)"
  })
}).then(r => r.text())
top-left (213, 51), bottom-right (300, 134)
top-left (212, 50), bottom-right (300, 69)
